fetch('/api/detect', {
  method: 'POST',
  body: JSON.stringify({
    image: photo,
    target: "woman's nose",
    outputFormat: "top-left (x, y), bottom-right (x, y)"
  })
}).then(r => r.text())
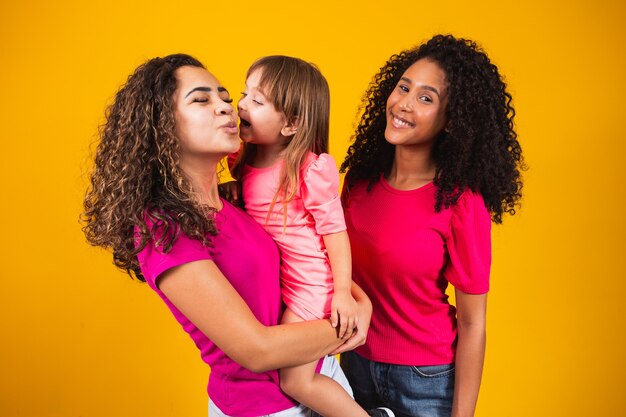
top-left (216, 101), bottom-right (234, 115)
top-left (398, 94), bottom-right (413, 111)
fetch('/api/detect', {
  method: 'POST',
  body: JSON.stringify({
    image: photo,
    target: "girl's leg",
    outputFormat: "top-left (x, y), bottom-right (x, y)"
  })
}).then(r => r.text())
top-left (319, 355), bottom-right (353, 398)
top-left (210, 398), bottom-right (315, 417)
top-left (279, 308), bottom-right (369, 417)
top-left (209, 356), bottom-right (359, 417)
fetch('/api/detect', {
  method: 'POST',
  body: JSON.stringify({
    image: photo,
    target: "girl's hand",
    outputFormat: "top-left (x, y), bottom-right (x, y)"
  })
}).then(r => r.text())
top-left (331, 289), bottom-right (359, 339)
top-left (330, 283), bottom-right (371, 354)
top-left (218, 180), bottom-right (243, 208)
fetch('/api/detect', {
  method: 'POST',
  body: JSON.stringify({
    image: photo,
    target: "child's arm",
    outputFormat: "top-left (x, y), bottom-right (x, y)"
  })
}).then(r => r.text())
top-left (218, 180), bottom-right (243, 208)
top-left (219, 149), bottom-right (244, 207)
top-left (323, 230), bottom-right (358, 338)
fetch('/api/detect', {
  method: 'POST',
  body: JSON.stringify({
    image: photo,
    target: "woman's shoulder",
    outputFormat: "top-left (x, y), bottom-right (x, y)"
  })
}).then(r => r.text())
top-left (341, 172), bottom-right (380, 204)
top-left (447, 188), bottom-right (491, 232)
top-left (454, 188), bottom-right (488, 213)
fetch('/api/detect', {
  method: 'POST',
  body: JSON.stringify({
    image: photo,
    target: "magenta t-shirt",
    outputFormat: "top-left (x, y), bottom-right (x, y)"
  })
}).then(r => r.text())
top-left (136, 199), bottom-right (297, 416)
top-left (343, 178), bottom-right (491, 366)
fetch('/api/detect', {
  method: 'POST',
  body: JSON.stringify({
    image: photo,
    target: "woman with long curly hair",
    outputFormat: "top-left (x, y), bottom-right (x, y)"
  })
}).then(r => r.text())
top-left (82, 53), bottom-right (372, 417)
top-left (340, 34), bottom-right (524, 417)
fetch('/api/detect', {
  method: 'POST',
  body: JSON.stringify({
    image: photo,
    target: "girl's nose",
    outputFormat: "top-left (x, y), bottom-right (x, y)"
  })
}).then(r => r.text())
top-left (237, 95), bottom-right (247, 111)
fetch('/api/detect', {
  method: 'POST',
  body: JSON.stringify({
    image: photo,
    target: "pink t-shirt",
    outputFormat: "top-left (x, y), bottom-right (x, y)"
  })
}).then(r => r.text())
top-left (343, 178), bottom-right (491, 366)
top-left (239, 152), bottom-right (346, 321)
top-left (136, 200), bottom-right (298, 416)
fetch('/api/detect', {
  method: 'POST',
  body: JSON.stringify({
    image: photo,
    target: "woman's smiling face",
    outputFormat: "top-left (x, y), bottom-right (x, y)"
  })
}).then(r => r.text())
top-left (384, 58), bottom-right (449, 148)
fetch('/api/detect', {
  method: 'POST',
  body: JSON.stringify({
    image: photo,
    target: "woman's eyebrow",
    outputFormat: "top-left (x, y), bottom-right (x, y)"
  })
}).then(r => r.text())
top-left (185, 86), bottom-right (229, 98)
top-left (185, 86), bottom-right (212, 98)
top-left (400, 77), bottom-right (441, 97)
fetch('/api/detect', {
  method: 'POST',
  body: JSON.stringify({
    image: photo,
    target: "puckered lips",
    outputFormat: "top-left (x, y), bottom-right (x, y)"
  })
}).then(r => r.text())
top-left (220, 119), bottom-right (239, 135)
top-left (389, 110), bottom-right (415, 129)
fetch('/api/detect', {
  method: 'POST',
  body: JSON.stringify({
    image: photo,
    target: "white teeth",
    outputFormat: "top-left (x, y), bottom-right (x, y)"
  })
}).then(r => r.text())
top-left (393, 115), bottom-right (414, 127)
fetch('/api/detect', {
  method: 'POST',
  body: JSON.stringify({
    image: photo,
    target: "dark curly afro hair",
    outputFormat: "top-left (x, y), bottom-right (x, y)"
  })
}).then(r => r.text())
top-left (341, 34), bottom-right (524, 223)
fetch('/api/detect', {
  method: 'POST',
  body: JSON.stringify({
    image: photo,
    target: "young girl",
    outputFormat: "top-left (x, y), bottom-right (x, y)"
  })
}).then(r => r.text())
top-left (340, 35), bottom-right (524, 417)
top-left (231, 56), bottom-right (390, 417)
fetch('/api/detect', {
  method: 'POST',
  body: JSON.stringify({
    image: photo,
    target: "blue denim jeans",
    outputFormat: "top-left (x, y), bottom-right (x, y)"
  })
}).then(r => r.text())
top-left (341, 351), bottom-right (454, 417)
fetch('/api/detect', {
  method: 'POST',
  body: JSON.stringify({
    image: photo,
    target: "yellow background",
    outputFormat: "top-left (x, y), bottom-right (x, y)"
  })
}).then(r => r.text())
top-left (1, 0), bottom-right (625, 416)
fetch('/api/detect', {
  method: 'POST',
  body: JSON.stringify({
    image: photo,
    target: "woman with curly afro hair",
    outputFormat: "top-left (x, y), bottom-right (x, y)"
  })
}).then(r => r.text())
top-left (82, 54), bottom-right (372, 417)
top-left (340, 34), bottom-right (524, 417)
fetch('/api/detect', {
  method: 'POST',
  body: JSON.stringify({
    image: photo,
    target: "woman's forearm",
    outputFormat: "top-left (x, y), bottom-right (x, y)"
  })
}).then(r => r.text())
top-left (248, 283), bottom-right (373, 370)
top-left (451, 290), bottom-right (488, 417)
top-left (451, 321), bottom-right (486, 417)
top-left (251, 319), bottom-right (343, 372)
top-left (159, 259), bottom-right (349, 373)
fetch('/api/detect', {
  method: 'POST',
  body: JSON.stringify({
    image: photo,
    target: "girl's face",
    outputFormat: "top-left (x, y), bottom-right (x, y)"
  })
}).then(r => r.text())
top-left (173, 66), bottom-right (239, 161)
top-left (385, 59), bottom-right (448, 148)
top-left (237, 68), bottom-right (293, 146)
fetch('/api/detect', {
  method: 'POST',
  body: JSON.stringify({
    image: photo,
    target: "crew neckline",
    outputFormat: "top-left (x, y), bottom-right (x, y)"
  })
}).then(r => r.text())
top-left (379, 175), bottom-right (435, 194)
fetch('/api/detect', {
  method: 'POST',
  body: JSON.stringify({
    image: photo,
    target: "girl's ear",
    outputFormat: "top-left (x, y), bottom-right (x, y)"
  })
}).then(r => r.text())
top-left (281, 117), bottom-right (299, 137)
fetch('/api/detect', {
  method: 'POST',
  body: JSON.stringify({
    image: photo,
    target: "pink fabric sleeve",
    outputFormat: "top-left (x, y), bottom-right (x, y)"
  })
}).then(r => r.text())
top-left (443, 191), bottom-right (492, 294)
top-left (301, 153), bottom-right (347, 235)
top-left (136, 225), bottom-right (212, 289)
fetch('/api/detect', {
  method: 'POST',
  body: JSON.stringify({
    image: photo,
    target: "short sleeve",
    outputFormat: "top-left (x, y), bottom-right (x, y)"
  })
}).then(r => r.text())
top-left (301, 153), bottom-right (347, 235)
top-left (443, 190), bottom-right (492, 294)
top-left (136, 224), bottom-right (212, 290)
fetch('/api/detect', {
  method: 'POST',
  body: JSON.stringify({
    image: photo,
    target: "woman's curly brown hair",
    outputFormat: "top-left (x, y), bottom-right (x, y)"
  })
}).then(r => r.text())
top-left (341, 34), bottom-right (524, 223)
top-left (82, 54), bottom-right (218, 281)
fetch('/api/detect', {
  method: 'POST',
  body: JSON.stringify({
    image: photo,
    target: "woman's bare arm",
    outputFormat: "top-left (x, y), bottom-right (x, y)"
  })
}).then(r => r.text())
top-left (159, 259), bottom-right (355, 373)
top-left (451, 290), bottom-right (487, 417)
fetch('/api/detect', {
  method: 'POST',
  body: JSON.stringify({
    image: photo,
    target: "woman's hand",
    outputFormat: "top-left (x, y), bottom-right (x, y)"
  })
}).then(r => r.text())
top-left (330, 282), bottom-right (371, 355)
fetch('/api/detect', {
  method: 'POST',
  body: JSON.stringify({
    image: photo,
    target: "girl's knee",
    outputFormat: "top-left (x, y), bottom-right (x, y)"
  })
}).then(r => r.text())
top-left (280, 372), bottom-right (314, 399)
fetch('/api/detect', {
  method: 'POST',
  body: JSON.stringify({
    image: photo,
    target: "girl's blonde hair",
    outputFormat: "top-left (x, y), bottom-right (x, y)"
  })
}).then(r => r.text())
top-left (232, 55), bottom-right (330, 220)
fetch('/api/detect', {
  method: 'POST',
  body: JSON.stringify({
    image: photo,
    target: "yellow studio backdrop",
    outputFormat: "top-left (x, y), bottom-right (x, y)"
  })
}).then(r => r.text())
top-left (1, 0), bottom-right (624, 416)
